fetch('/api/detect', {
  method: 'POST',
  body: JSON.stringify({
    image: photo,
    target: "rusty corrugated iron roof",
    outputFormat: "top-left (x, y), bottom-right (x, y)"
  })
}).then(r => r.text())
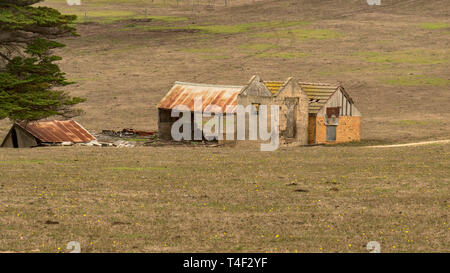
top-left (299, 82), bottom-right (340, 114)
top-left (17, 120), bottom-right (96, 143)
top-left (157, 81), bottom-right (244, 113)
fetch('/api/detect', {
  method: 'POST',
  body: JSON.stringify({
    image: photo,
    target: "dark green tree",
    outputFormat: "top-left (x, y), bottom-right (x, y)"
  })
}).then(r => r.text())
top-left (0, 0), bottom-right (85, 121)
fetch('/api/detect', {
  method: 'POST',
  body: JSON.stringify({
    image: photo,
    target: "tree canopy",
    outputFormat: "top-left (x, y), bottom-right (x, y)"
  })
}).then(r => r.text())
top-left (0, 0), bottom-right (85, 122)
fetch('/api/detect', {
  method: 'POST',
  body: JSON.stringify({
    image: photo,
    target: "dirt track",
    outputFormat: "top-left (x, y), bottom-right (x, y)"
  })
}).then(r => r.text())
top-left (368, 139), bottom-right (450, 148)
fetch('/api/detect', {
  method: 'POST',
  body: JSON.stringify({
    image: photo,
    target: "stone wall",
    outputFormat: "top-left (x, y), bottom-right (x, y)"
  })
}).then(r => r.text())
top-left (237, 76), bottom-right (309, 146)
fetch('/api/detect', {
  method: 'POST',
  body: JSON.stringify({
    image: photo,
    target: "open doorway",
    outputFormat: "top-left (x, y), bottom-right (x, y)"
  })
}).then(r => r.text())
top-left (11, 128), bottom-right (19, 148)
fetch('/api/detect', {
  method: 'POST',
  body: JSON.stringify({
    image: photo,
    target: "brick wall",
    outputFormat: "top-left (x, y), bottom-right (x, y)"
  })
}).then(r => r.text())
top-left (313, 116), bottom-right (360, 144)
top-left (315, 116), bottom-right (327, 144)
top-left (336, 116), bottom-right (360, 143)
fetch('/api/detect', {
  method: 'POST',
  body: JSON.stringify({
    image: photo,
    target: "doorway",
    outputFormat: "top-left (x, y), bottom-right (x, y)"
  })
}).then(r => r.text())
top-left (11, 128), bottom-right (19, 148)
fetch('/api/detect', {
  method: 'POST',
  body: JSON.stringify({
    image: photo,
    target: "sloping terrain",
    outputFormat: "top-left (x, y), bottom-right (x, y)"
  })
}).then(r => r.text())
top-left (0, 0), bottom-right (449, 253)
top-left (1, 0), bottom-right (449, 143)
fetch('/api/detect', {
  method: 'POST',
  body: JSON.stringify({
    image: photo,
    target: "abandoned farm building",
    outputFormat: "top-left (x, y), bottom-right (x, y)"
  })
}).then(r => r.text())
top-left (238, 75), bottom-right (309, 145)
top-left (157, 81), bottom-right (243, 140)
top-left (300, 82), bottom-right (361, 144)
top-left (1, 120), bottom-right (96, 148)
top-left (157, 75), bottom-right (361, 146)
top-left (157, 75), bottom-right (309, 145)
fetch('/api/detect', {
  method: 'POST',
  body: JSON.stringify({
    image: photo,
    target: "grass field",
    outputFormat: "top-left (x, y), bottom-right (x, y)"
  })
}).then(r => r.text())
top-left (0, 0), bottom-right (449, 252)
top-left (0, 144), bottom-right (448, 252)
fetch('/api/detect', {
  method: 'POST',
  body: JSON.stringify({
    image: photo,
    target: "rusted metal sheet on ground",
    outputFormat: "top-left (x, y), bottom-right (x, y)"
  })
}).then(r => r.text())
top-left (17, 120), bottom-right (96, 143)
top-left (157, 82), bottom-right (244, 113)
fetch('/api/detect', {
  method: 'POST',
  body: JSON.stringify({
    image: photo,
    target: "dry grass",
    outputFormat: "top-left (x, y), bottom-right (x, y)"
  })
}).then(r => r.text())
top-left (0, 0), bottom-right (449, 253)
top-left (0, 0), bottom-right (445, 143)
top-left (0, 144), bottom-right (449, 253)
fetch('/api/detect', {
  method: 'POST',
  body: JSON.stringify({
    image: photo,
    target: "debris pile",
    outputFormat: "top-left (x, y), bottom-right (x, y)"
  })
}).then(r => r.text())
top-left (93, 128), bottom-right (158, 147)
top-left (101, 129), bottom-right (156, 138)
top-left (2, 122), bottom-right (223, 149)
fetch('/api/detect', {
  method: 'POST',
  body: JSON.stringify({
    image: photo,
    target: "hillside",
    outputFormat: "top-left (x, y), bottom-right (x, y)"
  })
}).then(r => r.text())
top-left (0, 1), bottom-right (449, 253)
top-left (0, 0), bottom-right (449, 143)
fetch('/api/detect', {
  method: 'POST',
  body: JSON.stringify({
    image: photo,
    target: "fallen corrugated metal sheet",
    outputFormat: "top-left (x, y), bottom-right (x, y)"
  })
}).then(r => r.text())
top-left (157, 82), bottom-right (244, 113)
top-left (299, 82), bottom-right (340, 114)
top-left (17, 120), bottom-right (96, 143)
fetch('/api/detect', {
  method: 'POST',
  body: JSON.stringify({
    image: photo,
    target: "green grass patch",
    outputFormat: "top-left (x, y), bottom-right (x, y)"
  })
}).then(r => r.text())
top-left (122, 20), bottom-right (309, 34)
top-left (66, 9), bottom-right (186, 24)
top-left (390, 120), bottom-right (432, 126)
top-left (190, 21), bottom-right (308, 34)
top-left (0, 160), bottom-right (45, 165)
top-left (382, 75), bottom-right (450, 86)
top-left (145, 15), bottom-right (189, 22)
top-left (255, 28), bottom-right (340, 40)
top-left (421, 23), bottom-right (449, 30)
top-left (191, 24), bottom-right (249, 34)
top-left (357, 50), bottom-right (449, 65)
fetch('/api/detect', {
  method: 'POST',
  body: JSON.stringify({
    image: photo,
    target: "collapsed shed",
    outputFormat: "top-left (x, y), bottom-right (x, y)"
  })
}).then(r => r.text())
top-left (0, 120), bottom-right (96, 148)
top-left (157, 81), bottom-right (243, 140)
top-left (299, 82), bottom-right (361, 144)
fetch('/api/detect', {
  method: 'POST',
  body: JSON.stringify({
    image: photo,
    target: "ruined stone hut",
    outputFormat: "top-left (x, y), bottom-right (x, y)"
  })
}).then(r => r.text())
top-left (157, 75), bottom-right (361, 145)
top-left (238, 75), bottom-right (309, 145)
top-left (157, 75), bottom-right (309, 145)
